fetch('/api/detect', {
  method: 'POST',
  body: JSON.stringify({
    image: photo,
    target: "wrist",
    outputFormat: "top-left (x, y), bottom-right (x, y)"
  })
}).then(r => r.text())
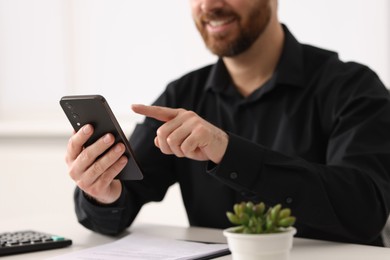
top-left (83, 181), bottom-right (123, 206)
top-left (212, 131), bottom-right (229, 164)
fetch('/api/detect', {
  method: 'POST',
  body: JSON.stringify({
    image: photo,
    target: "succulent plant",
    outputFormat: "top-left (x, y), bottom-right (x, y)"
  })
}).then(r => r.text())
top-left (226, 201), bottom-right (296, 234)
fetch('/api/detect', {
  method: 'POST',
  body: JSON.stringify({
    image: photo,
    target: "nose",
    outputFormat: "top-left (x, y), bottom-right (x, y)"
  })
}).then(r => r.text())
top-left (200, 0), bottom-right (225, 13)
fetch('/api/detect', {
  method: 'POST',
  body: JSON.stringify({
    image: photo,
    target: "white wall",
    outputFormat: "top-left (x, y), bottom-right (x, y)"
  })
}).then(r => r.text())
top-left (0, 0), bottom-right (389, 229)
top-left (278, 0), bottom-right (389, 88)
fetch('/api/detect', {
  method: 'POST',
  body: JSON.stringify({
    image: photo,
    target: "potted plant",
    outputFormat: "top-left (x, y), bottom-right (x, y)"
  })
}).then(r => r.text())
top-left (223, 201), bottom-right (296, 260)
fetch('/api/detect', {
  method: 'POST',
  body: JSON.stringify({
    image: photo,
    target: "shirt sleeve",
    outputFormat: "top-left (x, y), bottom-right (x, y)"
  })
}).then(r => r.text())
top-left (74, 185), bottom-right (141, 235)
top-left (212, 130), bottom-right (390, 244)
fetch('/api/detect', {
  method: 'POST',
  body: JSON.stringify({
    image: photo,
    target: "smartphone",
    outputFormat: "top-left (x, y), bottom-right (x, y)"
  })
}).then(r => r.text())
top-left (60, 95), bottom-right (143, 180)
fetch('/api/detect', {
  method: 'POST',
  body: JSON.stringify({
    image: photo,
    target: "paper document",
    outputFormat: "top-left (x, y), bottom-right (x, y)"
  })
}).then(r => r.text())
top-left (48, 233), bottom-right (229, 260)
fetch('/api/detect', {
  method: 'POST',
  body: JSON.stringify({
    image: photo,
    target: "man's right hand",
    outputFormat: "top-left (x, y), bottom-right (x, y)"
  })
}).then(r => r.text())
top-left (65, 124), bottom-right (128, 204)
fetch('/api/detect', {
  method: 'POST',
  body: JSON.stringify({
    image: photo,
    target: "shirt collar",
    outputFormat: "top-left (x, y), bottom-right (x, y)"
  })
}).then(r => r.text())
top-left (204, 59), bottom-right (230, 93)
top-left (204, 24), bottom-right (305, 93)
top-left (276, 24), bottom-right (304, 88)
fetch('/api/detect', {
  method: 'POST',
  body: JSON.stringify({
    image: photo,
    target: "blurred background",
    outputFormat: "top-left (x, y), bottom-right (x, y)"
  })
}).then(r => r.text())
top-left (0, 0), bottom-right (389, 230)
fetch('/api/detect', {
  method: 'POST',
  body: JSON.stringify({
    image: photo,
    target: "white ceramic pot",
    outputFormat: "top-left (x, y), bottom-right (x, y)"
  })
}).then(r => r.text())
top-left (223, 227), bottom-right (296, 260)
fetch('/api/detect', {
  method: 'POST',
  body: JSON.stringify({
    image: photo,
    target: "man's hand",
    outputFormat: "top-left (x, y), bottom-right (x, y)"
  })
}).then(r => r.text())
top-left (132, 104), bottom-right (229, 164)
top-left (65, 124), bottom-right (128, 204)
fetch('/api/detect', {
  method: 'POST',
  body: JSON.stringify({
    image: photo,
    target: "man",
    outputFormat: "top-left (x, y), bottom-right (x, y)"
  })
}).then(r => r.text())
top-left (66, 0), bottom-right (390, 246)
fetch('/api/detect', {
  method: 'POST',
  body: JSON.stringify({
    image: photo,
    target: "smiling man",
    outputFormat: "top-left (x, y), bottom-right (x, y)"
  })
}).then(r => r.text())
top-left (66, 0), bottom-right (390, 246)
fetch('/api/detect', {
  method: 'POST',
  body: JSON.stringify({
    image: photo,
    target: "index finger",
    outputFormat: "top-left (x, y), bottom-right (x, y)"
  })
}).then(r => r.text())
top-left (131, 104), bottom-right (179, 122)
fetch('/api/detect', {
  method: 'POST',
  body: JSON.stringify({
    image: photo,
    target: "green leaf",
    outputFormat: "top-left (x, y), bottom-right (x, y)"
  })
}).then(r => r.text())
top-left (239, 213), bottom-right (250, 225)
top-left (234, 203), bottom-right (243, 216)
top-left (226, 212), bottom-right (241, 225)
top-left (270, 204), bottom-right (282, 221)
top-left (253, 202), bottom-right (265, 217)
top-left (279, 208), bottom-right (291, 219)
top-left (279, 216), bottom-right (296, 227)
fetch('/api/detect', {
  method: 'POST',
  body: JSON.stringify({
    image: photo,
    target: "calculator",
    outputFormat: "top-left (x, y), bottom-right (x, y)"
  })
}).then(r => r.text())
top-left (0, 230), bottom-right (72, 256)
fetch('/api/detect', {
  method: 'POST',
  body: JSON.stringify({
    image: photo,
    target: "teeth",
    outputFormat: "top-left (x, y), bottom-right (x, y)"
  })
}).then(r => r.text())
top-left (209, 18), bottom-right (233, 27)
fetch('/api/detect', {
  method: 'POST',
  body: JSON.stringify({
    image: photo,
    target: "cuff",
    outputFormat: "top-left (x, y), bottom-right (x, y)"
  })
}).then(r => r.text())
top-left (207, 133), bottom-right (264, 195)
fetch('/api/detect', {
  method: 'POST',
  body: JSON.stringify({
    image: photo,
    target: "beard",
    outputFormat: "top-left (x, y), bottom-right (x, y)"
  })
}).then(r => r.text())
top-left (194, 2), bottom-right (272, 57)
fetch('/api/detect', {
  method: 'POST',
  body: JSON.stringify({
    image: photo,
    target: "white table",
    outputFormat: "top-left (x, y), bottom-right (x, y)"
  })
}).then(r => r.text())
top-left (1, 215), bottom-right (390, 260)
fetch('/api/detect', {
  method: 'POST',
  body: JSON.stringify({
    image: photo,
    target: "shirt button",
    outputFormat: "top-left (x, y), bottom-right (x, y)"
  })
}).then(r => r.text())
top-left (286, 197), bottom-right (293, 204)
top-left (230, 172), bottom-right (238, 179)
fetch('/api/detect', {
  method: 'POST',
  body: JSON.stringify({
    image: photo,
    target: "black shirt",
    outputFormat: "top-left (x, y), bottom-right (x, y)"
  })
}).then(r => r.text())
top-left (74, 25), bottom-right (390, 246)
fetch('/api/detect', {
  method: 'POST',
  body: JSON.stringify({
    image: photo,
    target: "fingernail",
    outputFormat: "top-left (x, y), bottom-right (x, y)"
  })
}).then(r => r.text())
top-left (103, 134), bottom-right (112, 144)
top-left (82, 125), bottom-right (92, 135)
top-left (119, 156), bottom-right (128, 164)
top-left (114, 144), bottom-right (123, 153)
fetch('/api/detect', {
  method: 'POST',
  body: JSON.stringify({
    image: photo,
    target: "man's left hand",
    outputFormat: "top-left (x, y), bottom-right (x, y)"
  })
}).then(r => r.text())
top-left (132, 104), bottom-right (229, 164)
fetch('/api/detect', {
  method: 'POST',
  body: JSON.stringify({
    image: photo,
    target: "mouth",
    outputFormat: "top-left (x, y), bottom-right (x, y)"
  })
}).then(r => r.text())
top-left (207, 17), bottom-right (235, 27)
top-left (203, 17), bottom-right (236, 33)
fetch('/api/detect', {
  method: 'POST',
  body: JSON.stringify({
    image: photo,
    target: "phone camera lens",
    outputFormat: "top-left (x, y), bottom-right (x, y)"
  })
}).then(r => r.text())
top-left (71, 113), bottom-right (79, 119)
top-left (65, 102), bottom-right (73, 110)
